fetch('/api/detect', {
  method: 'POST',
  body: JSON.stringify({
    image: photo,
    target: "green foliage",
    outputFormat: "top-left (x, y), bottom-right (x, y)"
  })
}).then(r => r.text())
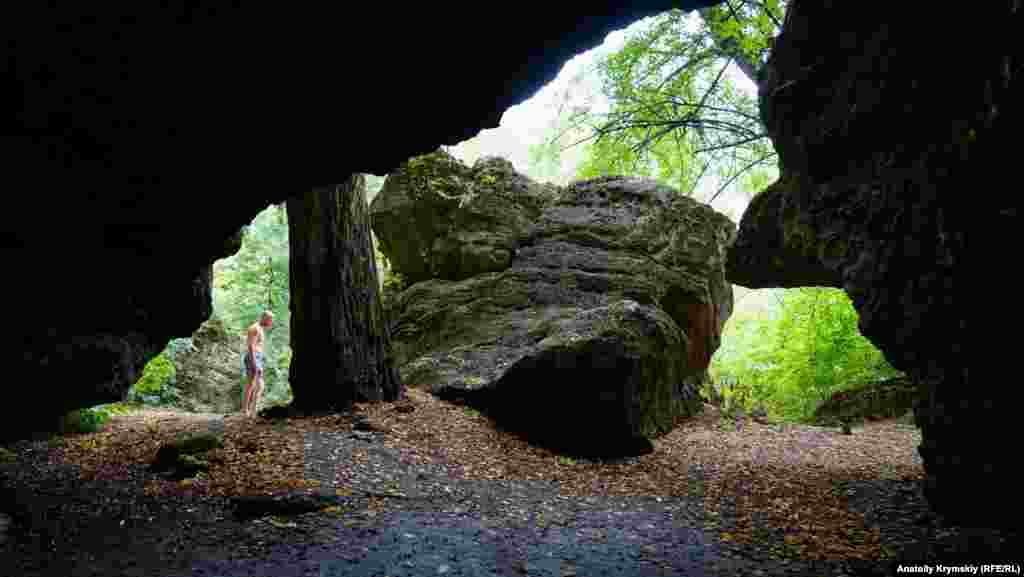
top-left (57, 407), bottom-right (111, 435)
top-left (215, 203), bottom-right (293, 404)
top-left (534, 5), bottom-right (785, 201)
top-left (699, 0), bottom-right (784, 80)
top-left (130, 350), bottom-right (177, 404)
top-left (710, 287), bottom-right (902, 423)
top-left (93, 402), bottom-right (138, 416)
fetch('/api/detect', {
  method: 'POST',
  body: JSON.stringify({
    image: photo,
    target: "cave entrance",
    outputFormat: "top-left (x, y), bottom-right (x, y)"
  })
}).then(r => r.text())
top-left (708, 285), bottom-right (908, 426)
top-left (204, 186), bottom-right (394, 416)
top-left (205, 202), bottom-right (292, 414)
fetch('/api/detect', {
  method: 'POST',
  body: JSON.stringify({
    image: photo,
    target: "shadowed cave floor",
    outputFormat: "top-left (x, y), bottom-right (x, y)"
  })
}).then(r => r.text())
top-left (1, 390), bottom-right (1019, 576)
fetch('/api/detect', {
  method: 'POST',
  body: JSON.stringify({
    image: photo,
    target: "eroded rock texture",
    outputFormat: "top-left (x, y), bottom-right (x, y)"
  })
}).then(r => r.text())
top-left (372, 152), bottom-right (734, 457)
top-left (287, 177), bottom-right (403, 411)
top-left (171, 316), bottom-right (245, 414)
top-left (1, 2), bottom-right (719, 441)
top-left (728, 1), bottom-right (1019, 528)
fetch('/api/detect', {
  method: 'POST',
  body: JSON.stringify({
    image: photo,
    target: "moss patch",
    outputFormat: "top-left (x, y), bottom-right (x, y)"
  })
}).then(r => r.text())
top-left (811, 375), bottom-right (919, 426)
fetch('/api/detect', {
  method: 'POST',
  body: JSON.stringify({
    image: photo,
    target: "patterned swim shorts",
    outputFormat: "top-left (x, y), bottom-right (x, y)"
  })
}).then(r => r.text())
top-left (244, 351), bottom-right (265, 377)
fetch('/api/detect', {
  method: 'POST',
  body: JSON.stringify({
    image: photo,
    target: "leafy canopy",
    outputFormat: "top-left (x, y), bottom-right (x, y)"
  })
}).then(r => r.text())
top-left (530, 2), bottom-right (786, 201)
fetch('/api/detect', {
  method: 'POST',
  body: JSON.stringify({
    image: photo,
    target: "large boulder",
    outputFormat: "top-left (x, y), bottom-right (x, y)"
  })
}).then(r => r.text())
top-left (370, 151), bottom-right (558, 285)
top-left (373, 155), bottom-right (735, 457)
top-left (728, 0), bottom-right (1018, 529)
top-left (150, 431), bottom-right (225, 481)
top-left (170, 316), bottom-right (245, 414)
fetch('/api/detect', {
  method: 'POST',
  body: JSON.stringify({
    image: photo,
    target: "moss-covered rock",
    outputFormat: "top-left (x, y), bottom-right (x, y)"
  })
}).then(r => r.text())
top-left (738, 0), bottom-right (1006, 529)
top-left (0, 447), bottom-right (16, 464)
top-left (811, 375), bottom-right (920, 426)
top-left (132, 351), bottom-right (176, 399)
top-left (171, 316), bottom-right (245, 413)
top-left (151, 431), bottom-right (224, 480)
top-left (725, 171), bottom-right (847, 289)
top-left (370, 149), bottom-right (552, 285)
top-left (375, 156), bottom-right (735, 457)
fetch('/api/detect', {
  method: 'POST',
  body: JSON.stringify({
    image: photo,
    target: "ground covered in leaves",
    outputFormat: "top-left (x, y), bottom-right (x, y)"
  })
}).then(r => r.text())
top-left (1, 389), bottom-right (1019, 576)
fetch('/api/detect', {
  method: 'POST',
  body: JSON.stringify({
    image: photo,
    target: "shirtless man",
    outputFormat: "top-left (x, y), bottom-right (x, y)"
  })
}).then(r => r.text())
top-left (242, 310), bottom-right (274, 417)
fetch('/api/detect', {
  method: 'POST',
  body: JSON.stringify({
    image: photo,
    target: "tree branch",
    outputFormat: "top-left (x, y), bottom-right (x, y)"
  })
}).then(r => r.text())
top-left (663, 98), bottom-right (763, 123)
top-left (687, 158), bottom-right (715, 198)
top-left (694, 133), bottom-right (769, 154)
top-left (741, 0), bottom-right (784, 29)
top-left (708, 152), bottom-right (777, 203)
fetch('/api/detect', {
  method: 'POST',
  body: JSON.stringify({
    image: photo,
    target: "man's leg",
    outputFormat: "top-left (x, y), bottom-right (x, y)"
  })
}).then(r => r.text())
top-left (244, 374), bottom-right (257, 417)
top-left (252, 375), bottom-right (265, 416)
top-left (249, 353), bottom-right (265, 417)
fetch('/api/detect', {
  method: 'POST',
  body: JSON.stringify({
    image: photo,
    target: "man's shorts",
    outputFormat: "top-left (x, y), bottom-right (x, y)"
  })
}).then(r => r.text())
top-left (244, 351), bottom-right (265, 378)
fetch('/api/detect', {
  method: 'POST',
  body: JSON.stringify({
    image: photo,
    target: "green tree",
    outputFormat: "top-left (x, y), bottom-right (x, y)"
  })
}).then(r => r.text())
top-left (698, 0), bottom-right (785, 85)
top-left (711, 287), bottom-right (902, 422)
top-left (532, 3), bottom-right (786, 201)
top-left (526, 67), bottom-right (595, 185)
top-left (213, 202), bottom-right (293, 406)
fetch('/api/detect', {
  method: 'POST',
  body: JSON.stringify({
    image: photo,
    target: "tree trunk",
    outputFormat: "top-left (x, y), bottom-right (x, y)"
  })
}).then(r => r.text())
top-left (286, 176), bottom-right (403, 413)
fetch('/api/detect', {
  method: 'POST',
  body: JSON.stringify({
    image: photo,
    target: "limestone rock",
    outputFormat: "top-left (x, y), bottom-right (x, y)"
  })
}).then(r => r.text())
top-left (151, 431), bottom-right (224, 480)
top-left (171, 316), bottom-right (245, 414)
top-left (370, 150), bottom-right (553, 285)
top-left (730, 0), bottom-right (1017, 528)
top-left (725, 171), bottom-right (845, 289)
top-left (374, 157), bottom-right (735, 456)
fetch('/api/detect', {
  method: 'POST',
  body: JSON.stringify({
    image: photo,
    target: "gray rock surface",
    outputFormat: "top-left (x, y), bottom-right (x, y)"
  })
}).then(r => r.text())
top-left (373, 154), bottom-right (735, 456)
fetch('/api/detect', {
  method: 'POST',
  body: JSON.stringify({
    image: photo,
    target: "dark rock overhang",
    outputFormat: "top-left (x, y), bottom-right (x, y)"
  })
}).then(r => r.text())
top-left (2, 3), bottom-right (723, 438)
top-left (726, 0), bottom-right (1019, 531)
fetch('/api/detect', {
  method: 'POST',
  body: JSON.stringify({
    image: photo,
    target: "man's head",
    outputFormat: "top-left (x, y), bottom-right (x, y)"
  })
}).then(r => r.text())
top-left (260, 310), bottom-right (274, 328)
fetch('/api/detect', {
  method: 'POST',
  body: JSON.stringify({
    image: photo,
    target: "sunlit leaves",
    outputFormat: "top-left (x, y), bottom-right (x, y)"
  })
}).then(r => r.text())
top-left (533, 4), bottom-right (787, 201)
top-left (699, 0), bottom-right (783, 79)
top-left (711, 287), bottom-right (901, 422)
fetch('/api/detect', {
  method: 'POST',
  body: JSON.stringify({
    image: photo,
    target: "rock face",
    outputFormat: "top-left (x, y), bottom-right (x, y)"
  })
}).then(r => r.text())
top-left (372, 152), bottom-right (735, 457)
top-left (150, 431), bottom-right (225, 481)
top-left (371, 153), bottom-right (558, 285)
top-left (727, 1), bottom-right (1018, 528)
top-left (171, 316), bottom-right (245, 414)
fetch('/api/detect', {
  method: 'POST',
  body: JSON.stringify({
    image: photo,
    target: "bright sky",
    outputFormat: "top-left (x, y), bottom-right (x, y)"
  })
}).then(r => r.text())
top-left (447, 11), bottom-right (764, 223)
